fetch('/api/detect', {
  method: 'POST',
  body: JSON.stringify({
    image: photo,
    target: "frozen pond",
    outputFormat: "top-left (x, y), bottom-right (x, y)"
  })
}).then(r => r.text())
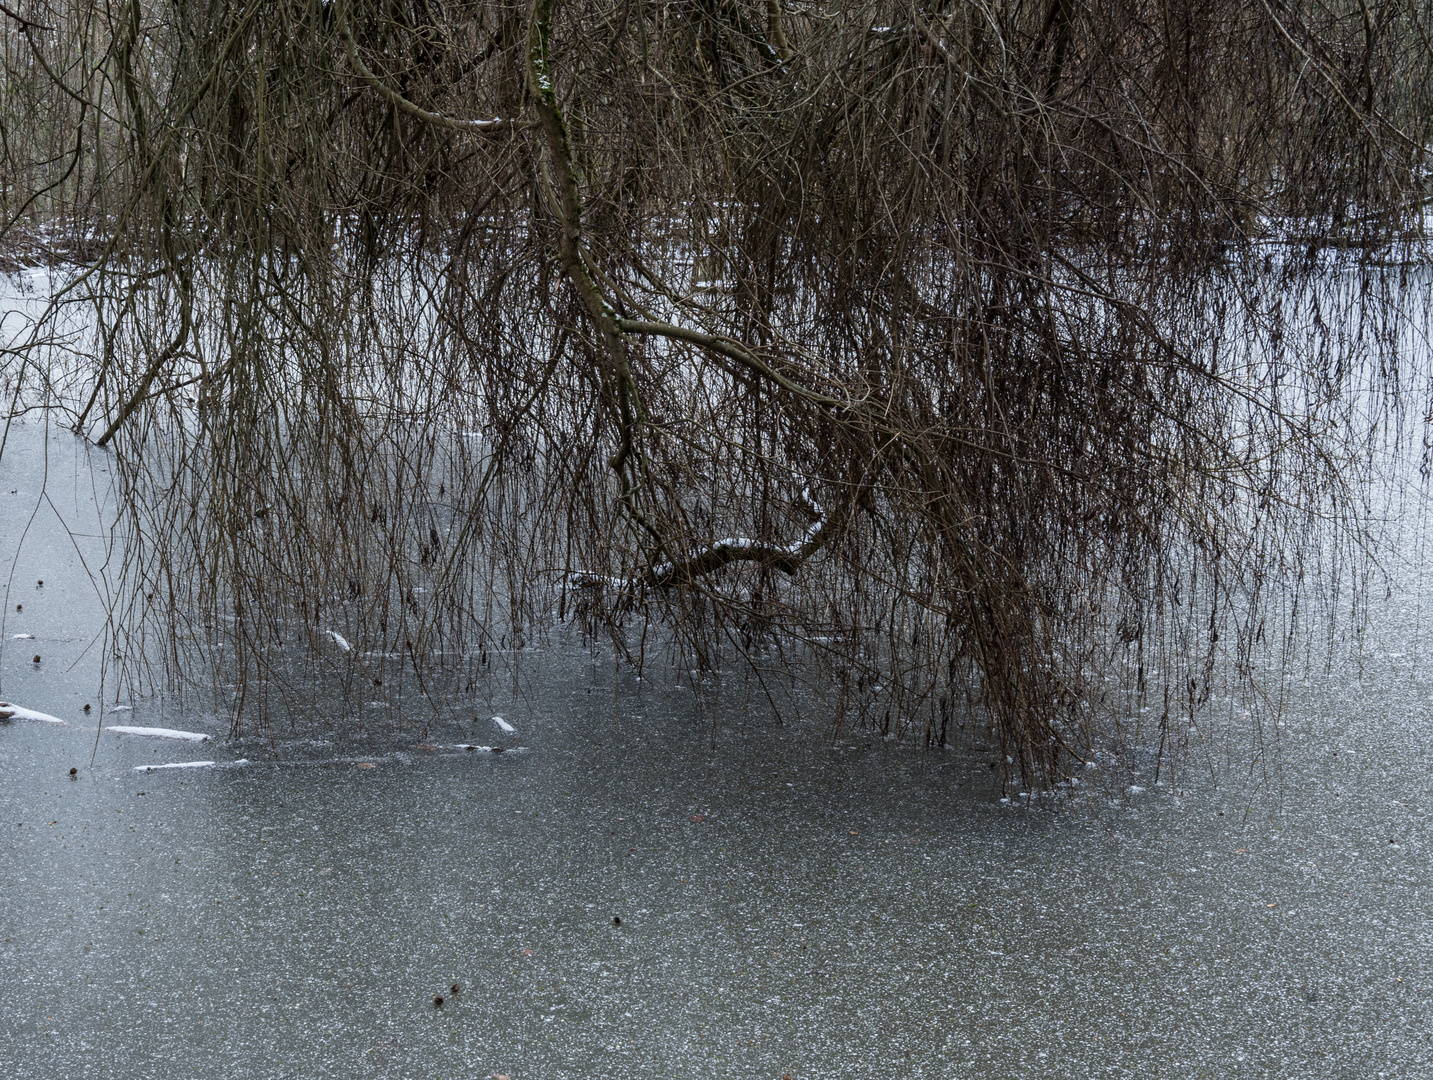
top-left (2, 420), bottom-right (1431, 1078)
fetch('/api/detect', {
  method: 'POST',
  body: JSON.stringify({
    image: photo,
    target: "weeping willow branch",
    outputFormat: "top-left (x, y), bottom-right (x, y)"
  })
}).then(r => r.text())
top-left (765, 0), bottom-right (793, 63)
top-left (339, 8), bottom-right (528, 133)
top-left (614, 318), bottom-right (848, 412)
top-left (93, 296), bottom-right (191, 448)
top-left (525, 0), bottom-right (643, 482)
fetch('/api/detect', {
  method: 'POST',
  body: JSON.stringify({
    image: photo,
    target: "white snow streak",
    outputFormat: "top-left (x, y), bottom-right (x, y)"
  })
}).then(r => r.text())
top-left (0, 702), bottom-right (65, 724)
top-left (452, 744), bottom-right (526, 754)
top-left (107, 726), bottom-right (211, 742)
top-left (135, 760), bottom-right (216, 771)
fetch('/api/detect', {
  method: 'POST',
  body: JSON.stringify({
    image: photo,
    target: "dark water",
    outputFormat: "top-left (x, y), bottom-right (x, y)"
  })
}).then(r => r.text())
top-left (2, 419), bottom-right (1430, 1079)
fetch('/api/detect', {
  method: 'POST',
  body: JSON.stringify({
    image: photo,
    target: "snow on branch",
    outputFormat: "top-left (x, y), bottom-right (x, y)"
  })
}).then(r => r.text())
top-left (568, 487), bottom-right (830, 596)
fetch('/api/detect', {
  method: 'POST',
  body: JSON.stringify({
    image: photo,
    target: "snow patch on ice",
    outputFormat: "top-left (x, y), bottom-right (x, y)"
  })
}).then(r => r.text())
top-left (453, 744), bottom-right (526, 754)
top-left (0, 701), bottom-right (65, 724)
top-left (491, 715), bottom-right (516, 733)
top-left (135, 760), bottom-right (216, 771)
top-left (325, 629), bottom-right (352, 652)
top-left (107, 726), bottom-right (211, 742)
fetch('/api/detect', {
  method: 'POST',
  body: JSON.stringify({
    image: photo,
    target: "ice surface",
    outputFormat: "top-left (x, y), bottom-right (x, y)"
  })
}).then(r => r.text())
top-left (5, 414), bottom-right (1433, 1079)
top-left (5, 644), bottom-right (1433, 1080)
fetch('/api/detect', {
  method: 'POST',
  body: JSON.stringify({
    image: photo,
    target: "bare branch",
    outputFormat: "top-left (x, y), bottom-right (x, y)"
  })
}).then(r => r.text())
top-left (0, 2), bottom-right (51, 32)
top-left (339, 11), bottom-right (527, 133)
top-left (570, 488), bottom-right (832, 592)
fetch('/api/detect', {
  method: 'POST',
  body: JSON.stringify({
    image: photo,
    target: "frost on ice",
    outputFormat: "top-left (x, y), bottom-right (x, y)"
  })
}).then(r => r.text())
top-left (107, 726), bottom-right (211, 742)
top-left (0, 702), bottom-right (65, 724)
